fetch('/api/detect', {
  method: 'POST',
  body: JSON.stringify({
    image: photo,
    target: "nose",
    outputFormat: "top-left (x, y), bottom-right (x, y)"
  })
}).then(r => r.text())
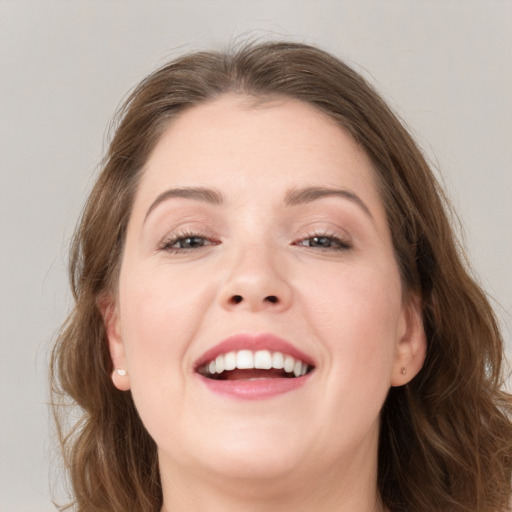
top-left (218, 245), bottom-right (292, 313)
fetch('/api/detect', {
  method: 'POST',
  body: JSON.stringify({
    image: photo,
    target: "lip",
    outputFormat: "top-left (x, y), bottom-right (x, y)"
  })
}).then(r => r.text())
top-left (197, 373), bottom-right (312, 400)
top-left (194, 333), bottom-right (315, 370)
top-left (194, 333), bottom-right (315, 400)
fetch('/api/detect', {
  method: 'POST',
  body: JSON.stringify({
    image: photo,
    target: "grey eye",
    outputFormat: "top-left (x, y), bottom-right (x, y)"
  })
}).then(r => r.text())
top-left (306, 236), bottom-right (335, 248)
top-left (174, 236), bottom-right (207, 249)
top-left (296, 234), bottom-right (352, 251)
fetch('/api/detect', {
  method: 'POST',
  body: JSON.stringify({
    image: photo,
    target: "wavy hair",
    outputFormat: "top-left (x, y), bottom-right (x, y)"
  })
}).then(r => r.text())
top-left (51, 41), bottom-right (512, 511)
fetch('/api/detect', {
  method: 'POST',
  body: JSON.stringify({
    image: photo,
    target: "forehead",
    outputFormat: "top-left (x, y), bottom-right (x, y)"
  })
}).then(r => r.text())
top-left (134, 94), bottom-right (384, 215)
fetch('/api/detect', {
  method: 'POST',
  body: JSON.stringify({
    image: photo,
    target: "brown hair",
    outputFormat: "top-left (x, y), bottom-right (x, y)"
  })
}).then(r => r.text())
top-left (51, 41), bottom-right (512, 511)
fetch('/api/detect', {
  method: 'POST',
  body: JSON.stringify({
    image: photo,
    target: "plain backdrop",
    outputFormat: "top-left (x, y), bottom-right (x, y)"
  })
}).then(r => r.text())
top-left (0, 1), bottom-right (510, 510)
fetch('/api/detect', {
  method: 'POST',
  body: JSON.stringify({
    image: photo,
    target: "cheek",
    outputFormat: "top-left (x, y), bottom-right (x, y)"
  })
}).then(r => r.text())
top-left (116, 264), bottom-right (219, 436)
top-left (300, 261), bottom-right (403, 375)
top-left (117, 264), bottom-right (213, 375)
top-left (286, 261), bottom-right (404, 453)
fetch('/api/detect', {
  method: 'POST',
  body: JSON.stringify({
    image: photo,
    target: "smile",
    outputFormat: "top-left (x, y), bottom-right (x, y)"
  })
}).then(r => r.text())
top-left (194, 333), bottom-right (315, 399)
top-left (197, 349), bottom-right (311, 380)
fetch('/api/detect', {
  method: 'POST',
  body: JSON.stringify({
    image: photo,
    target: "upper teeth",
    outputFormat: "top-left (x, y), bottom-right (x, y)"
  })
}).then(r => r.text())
top-left (203, 350), bottom-right (309, 378)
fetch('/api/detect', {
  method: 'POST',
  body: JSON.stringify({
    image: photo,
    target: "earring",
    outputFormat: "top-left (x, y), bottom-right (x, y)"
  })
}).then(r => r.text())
top-left (400, 367), bottom-right (407, 376)
top-left (116, 369), bottom-right (127, 376)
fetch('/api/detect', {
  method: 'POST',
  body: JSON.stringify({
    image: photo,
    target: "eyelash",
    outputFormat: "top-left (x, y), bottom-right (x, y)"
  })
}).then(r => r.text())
top-left (293, 232), bottom-right (352, 251)
top-left (159, 230), bottom-right (220, 254)
top-left (159, 230), bottom-right (352, 254)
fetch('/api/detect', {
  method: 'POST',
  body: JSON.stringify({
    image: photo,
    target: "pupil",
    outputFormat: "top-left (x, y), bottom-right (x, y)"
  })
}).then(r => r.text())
top-left (182, 237), bottom-right (203, 248)
top-left (312, 236), bottom-right (330, 247)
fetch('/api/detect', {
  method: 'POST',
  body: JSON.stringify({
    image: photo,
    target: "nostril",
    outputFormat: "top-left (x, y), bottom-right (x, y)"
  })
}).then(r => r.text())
top-left (228, 294), bottom-right (279, 306)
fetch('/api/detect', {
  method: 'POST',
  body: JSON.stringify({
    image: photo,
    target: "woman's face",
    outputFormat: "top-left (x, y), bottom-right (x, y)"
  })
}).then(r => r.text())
top-left (106, 95), bottom-right (425, 487)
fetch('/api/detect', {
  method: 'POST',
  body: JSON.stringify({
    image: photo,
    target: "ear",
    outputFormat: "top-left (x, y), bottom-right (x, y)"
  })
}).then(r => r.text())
top-left (97, 293), bottom-right (131, 391)
top-left (391, 293), bottom-right (427, 387)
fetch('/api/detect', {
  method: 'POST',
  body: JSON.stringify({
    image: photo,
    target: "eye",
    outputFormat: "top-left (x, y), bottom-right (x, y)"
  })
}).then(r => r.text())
top-left (160, 232), bottom-right (219, 254)
top-left (173, 236), bottom-right (208, 249)
top-left (295, 234), bottom-right (352, 251)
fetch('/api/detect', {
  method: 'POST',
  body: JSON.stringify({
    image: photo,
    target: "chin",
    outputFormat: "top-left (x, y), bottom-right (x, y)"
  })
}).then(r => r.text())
top-left (209, 443), bottom-right (304, 481)
top-left (161, 420), bottom-right (310, 483)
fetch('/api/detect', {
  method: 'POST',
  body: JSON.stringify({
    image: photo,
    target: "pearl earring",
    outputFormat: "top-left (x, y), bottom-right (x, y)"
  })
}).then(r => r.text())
top-left (116, 369), bottom-right (127, 376)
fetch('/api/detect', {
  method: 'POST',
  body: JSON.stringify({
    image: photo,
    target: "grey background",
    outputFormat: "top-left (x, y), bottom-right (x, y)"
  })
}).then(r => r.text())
top-left (1, 1), bottom-right (510, 510)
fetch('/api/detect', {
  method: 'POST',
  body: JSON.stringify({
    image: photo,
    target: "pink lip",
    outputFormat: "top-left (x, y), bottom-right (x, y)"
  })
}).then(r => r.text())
top-left (197, 373), bottom-right (313, 400)
top-left (194, 333), bottom-right (315, 370)
top-left (194, 333), bottom-right (315, 401)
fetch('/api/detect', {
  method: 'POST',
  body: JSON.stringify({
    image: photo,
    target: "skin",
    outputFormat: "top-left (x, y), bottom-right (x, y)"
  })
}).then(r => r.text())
top-left (104, 95), bottom-right (426, 512)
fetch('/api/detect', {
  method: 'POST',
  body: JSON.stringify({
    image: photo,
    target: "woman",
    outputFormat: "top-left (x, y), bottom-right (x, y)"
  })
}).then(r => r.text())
top-left (51, 41), bottom-right (512, 511)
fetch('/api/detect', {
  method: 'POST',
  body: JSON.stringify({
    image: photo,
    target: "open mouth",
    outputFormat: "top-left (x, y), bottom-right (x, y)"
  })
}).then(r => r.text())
top-left (197, 349), bottom-right (314, 381)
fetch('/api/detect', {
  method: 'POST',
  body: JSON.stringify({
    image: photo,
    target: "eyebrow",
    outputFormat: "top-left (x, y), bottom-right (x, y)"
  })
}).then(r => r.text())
top-left (144, 187), bottom-right (223, 222)
top-left (284, 186), bottom-right (374, 220)
top-left (144, 185), bottom-right (374, 223)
